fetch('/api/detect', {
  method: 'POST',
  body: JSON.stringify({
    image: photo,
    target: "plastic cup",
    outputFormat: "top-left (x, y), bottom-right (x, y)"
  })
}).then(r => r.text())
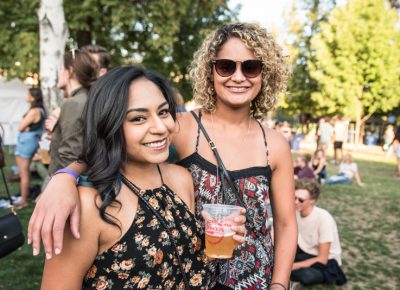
top-left (38, 148), bottom-right (51, 165)
top-left (202, 204), bottom-right (242, 259)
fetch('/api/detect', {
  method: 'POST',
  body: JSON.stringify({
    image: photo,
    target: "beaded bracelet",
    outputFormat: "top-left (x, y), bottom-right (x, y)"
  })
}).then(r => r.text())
top-left (270, 282), bottom-right (287, 290)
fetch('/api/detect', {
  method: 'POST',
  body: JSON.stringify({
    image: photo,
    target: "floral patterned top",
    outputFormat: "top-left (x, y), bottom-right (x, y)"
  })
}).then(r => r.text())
top-left (178, 112), bottom-right (274, 289)
top-left (83, 176), bottom-right (208, 290)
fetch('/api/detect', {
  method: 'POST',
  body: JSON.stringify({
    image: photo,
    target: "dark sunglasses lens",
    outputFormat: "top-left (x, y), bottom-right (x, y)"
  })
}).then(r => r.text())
top-left (242, 60), bottom-right (263, 78)
top-left (214, 60), bottom-right (236, 77)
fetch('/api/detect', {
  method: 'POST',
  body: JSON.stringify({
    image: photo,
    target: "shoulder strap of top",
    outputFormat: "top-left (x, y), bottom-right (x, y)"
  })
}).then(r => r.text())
top-left (156, 164), bottom-right (164, 184)
top-left (192, 110), bottom-right (202, 152)
top-left (255, 119), bottom-right (270, 167)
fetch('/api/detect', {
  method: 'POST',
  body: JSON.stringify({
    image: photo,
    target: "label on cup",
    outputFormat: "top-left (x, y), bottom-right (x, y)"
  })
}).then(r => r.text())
top-left (205, 220), bottom-right (233, 244)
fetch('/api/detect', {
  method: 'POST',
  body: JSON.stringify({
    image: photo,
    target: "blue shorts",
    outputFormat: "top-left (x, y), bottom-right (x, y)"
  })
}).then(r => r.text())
top-left (15, 132), bottom-right (40, 159)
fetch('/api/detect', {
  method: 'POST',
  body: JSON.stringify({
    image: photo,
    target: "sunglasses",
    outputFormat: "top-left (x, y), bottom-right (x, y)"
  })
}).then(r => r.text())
top-left (213, 59), bottom-right (263, 78)
top-left (295, 196), bottom-right (308, 203)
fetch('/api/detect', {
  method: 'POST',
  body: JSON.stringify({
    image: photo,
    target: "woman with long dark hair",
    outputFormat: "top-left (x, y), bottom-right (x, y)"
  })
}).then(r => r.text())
top-left (41, 66), bottom-right (244, 289)
top-left (14, 88), bottom-right (46, 209)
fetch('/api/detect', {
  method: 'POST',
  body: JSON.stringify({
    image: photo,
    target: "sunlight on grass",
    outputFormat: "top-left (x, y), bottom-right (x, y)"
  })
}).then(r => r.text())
top-left (0, 146), bottom-right (399, 289)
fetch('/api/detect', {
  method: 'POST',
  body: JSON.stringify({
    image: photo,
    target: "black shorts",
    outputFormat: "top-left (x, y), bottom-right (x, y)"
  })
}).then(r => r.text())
top-left (334, 141), bottom-right (343, 149)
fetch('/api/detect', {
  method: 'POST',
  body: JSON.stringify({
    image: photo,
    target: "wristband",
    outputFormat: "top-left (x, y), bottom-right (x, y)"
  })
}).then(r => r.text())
top-left (53, 168), bottom-right (79, 185)
top-left (270, 282), bottom-right (287, 290)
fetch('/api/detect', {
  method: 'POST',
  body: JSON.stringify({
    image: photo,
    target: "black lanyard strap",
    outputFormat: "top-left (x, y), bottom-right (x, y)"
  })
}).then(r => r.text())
top-left (190, 111), bottom-right (245, 209)
top-left (120, 175), bottom-right (191, 290)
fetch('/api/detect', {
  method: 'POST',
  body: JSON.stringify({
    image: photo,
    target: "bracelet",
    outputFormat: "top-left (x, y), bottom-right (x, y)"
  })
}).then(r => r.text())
top-left (270, 282), bottom-right (287, 290)
top-left (53, 168), bottom-right (79, 185)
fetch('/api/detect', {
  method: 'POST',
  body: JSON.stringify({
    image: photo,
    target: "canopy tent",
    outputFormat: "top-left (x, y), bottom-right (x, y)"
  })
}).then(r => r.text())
top-left (0, 77), bottom-right (29, 145)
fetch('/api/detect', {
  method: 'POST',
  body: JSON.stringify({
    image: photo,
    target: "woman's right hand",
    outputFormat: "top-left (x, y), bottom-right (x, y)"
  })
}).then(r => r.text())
top-left (28, 173), bottom-right (81, 260)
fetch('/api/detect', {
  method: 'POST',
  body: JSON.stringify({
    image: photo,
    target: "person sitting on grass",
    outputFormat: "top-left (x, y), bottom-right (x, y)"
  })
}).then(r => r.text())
top-left (324, 153), bottom-right (364, 186)
top-left (311, 149), bottom-right (327, 184)
top-left (294, 155), bottom-right (315, 180)
top-left (290, 178), bottom-right (347, 289)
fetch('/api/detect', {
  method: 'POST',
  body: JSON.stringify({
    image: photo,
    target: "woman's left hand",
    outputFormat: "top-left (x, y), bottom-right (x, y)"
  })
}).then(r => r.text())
top-left (231, 208), bottom-right (247, 245)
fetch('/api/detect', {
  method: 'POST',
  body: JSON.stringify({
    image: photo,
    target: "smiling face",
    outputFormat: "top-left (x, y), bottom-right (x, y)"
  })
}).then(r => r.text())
top-left (123, 78), bottom-right (175, 165)
top-left (295, 189), bottom-right (316, 216)
top-left (213, 37), bottom-right (262, 110)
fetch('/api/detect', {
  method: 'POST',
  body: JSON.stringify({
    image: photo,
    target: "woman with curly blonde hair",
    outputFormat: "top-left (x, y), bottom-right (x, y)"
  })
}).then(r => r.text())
top-left (175, 22), bottom-right (297, 290)
top-left (29, 23), bottom-right (296, 290)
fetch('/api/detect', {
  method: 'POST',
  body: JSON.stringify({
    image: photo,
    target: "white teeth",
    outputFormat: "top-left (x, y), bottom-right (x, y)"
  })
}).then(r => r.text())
top-left (227, 86), bottom-right (249, 92)
top-left (144, 139), bottom-right (166, 148)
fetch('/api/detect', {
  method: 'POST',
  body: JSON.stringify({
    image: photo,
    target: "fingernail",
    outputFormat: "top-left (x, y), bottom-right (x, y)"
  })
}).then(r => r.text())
top-left (33, 248), bottom-right (38, 256)
top-left (77, 233), bottom-right (81, 239)
top-left (27, 238), bottom-right (31, 245)
top-left (55, 248), bottom-right (61, 255)
top-left (46, 252), bottom-right (52, 260)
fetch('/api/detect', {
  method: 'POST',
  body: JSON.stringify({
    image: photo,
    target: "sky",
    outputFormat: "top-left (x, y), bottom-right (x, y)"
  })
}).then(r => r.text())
top-left (228, 0), bottom-right (294, 36)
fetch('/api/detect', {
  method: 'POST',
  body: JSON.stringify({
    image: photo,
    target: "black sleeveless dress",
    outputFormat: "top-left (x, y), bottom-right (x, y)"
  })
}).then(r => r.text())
top-left (178, 112), bottom-right (274, 289)
top-left (83, 169), bottom-right (208, 289)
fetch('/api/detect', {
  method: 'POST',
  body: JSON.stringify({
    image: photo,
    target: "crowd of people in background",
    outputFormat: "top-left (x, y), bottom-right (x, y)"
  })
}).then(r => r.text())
top-left (1, 20), bottom-right (400, 290)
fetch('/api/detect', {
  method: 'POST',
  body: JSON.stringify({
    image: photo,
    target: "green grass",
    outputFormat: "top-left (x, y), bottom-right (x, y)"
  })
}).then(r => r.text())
top-left (0, 148), bottom-right (399, 289)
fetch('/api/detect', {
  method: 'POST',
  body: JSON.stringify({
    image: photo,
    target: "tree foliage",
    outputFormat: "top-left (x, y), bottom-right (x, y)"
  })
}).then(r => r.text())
top-left (0, 0), bottom-right (40, 79)
top-left (284, 0), bottom-right (337, 118)
top-left (309, 0), bottom-right (400, 120)
top-left (0, 0), bottom-right (237, 99)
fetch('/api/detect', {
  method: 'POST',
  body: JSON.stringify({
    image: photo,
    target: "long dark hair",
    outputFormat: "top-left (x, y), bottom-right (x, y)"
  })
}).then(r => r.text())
top-left (80, 66), bottom-right (177, 227)
top-left (29, 88), bottom-right (44, 109)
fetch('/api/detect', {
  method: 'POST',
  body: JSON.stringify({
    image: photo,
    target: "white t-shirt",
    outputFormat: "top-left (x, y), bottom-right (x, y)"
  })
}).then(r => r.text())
top-left (334, 121), bottom-right (347, 142)
top-left (339, 162), bottom-right (358, 179)
top-left (297, 206), bottom-right (342, 265)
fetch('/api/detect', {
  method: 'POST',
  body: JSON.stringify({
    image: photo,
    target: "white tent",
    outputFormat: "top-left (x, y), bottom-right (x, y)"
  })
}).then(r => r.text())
top-left (0, 77), bottom-right (29, 145)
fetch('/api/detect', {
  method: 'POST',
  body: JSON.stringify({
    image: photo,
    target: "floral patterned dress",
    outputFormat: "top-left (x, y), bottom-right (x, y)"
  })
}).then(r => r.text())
top-left (83, 175), bottom-right (208, 290)
top-left (178, 112), bottom-right (274, 289)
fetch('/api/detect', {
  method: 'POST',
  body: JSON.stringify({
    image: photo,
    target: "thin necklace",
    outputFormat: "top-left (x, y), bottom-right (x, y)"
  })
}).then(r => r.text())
top-left (210, 112), bottom-right (252, 170)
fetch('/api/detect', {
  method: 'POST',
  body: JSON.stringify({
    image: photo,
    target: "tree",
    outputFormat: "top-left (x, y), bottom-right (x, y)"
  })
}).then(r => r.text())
top-left (309, 0), bottom-right (400, 143)
top-left (0, 0), bottom-right (236, 102)
top-left (284, 0), bottom-right (337, 118)
top-left (39, 0), bottom-right (68, 111)
top-left (0, 0), bottom-right (40, 79)
top-left (63, 0), bottom-right (236, 100)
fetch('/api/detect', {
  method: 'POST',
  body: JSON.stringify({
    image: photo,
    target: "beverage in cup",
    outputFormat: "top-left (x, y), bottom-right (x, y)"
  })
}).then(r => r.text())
top-left (202, 204), bottom-right (242, 259)
top-left (38, 148), bottom-right (51, 165)
top-left (38, 139), bottom-right (51, 165)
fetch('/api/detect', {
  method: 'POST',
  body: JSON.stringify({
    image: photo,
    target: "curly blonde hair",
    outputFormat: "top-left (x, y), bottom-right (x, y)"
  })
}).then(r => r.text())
top-left (189, 23), bottom-right (289, 117)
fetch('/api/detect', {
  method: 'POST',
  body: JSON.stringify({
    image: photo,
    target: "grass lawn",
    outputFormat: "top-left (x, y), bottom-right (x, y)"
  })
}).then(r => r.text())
top-left (0, 146), bottom-right (399, 290)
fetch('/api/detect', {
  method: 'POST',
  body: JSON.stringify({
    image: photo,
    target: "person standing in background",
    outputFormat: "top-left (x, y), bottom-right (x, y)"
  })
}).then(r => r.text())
top-left (14, 88), bottom-right (46, 209)
top-left (332, 116), bottom-right (347, 164)
top-left (45, 49), bottom-right (98, 187)
top-left (388, 126), bottom-right (400, 177)
top-left (317, 117), bottom-right (333, 156)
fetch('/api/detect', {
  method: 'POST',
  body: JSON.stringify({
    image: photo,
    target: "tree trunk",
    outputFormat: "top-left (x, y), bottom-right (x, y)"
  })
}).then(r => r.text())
top-left (354, 87), bottom-right (363, 146)
top-left (38, 0), bottom-right (68, 112)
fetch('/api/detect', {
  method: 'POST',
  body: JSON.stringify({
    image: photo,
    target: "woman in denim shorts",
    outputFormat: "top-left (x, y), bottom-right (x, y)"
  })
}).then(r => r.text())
top-left (14, 88), bottom-right (46, 209)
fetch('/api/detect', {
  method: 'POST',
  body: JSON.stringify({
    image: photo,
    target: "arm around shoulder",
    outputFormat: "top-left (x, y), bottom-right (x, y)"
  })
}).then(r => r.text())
top-left (28, 172), bottom-right (81, 259)
top-left (41, 187), bottom-right (101, 290)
